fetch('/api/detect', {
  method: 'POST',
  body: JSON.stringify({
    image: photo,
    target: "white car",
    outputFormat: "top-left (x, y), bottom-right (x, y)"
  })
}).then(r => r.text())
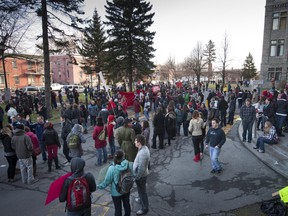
top-left (62, 85), bottom-right (85, 93)
top-left (51, 83), bottom-right (63, 91)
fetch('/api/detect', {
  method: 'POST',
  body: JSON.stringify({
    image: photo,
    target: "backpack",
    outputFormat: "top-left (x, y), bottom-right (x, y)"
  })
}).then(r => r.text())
top-left (68, 134), bottom-right (80, 149)
top-left (114, 166), bottom-right (135, 194)
top-left (98, 128), bottom-right (106, 141)
top-left (66, 176), bottom-right (90, 211)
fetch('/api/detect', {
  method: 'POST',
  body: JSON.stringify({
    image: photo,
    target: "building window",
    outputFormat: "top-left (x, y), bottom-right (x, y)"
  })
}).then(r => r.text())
top-left (12, 59), bottom-right (17, 68)
top-left (0, 75), bottom-right (5, 84)
top-left (272, 12), bottom-right (287, 30)
top-left (270, 39), bottom-right (285, 56)
top-left (14, 76), bottom-right (19, 84)
top-left (28, 75), bottom-right (35, 85)
top-left (27, 60), bottom-right (33, 70)
top-left (268, 67), bottom-right (282, 81)
top-left (59, 71), bottom-right (61, 78)
top-left (80, 71), bottom-right (83, 78)
top-left (67, 70), bottom-right (69, 78)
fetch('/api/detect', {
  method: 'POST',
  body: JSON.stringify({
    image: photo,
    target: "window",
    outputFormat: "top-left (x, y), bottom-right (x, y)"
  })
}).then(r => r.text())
top-left (14, 76), bottom-right (19, 84)
top-left (272, 12), bottom-right (287, 30)
top-left (28, 75), bottom-right (35, 84)
top-left (270, 39), bottom-right (285, 56)
top-left (59, 71), bottom-right (61, 78)
top-left (268, 67), bottom-right (282, 81)
top-left (0, 75), bottom-right (4, 84)
top-left (12, 59), bottom-right (17, 68)
top-left (27, 60), bottom-right (33, 70)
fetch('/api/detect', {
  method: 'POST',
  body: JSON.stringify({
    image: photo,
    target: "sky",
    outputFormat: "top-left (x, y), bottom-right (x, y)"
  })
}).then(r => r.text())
top-left (84, 0), bottom-right (266, 70)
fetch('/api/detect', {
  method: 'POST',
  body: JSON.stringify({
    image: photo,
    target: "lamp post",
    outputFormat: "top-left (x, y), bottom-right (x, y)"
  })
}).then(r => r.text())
top-left (0, 43), bottom-right (11, 101)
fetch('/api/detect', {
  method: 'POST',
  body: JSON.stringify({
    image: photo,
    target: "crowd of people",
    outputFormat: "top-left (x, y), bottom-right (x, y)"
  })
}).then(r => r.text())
top-left (0, 81), bottom-right (286, 215)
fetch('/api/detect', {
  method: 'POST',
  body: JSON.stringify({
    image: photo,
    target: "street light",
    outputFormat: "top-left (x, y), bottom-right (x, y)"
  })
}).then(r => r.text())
top-left (0, 43), bottom-right (11, 101)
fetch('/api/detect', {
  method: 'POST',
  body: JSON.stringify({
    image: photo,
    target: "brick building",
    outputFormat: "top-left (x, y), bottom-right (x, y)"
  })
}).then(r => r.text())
top-left (261, 0), bottom-right (288, 88)
top-left (0, 54), bottom-right (44, 89)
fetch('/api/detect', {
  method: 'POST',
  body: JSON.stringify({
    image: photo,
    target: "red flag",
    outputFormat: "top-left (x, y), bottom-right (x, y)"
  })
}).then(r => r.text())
top-left (176, 82), bottom-right (183, 88)
top-left (45, 172), bottom-right (72, 205)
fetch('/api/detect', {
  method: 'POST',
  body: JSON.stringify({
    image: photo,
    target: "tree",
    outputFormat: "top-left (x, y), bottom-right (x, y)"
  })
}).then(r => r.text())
top-left (105, 0), bottom-right (155, 91)
top-left (189, 41), bottom-right (207, 86)
top-left (78, 8), bottom-right (107, 89)
top-left (203, 40), bottom-right (216, 81)
top-left (162, 56), bottom-right (177, 81)
top-left (2, 0), bottom-right (86, 118)
top-left (218, 32), bottom-right (232, 87)
top-left (241, 52), bottom-right (257, 80)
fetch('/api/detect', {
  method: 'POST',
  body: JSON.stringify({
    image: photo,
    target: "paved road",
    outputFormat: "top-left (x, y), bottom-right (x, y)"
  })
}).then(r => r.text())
top-left (0, 117), bottom-right (286, 216)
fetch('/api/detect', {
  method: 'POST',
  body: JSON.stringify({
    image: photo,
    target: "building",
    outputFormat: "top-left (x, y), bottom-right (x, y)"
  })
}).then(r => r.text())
top-left (0, 54), bottom-right (44, 89)
top-left (261, 0), bottom-right (288, 88)
top-left (50, 54), bottom-right (90, 85)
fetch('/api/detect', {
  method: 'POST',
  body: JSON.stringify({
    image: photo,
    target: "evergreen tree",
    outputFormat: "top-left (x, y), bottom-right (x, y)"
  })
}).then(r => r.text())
top-left (1, 0), bottom-right (86, 118)
top-left (105, 0), bottom-right (155, 91)
top-left (242, 52), bottom-right (257, 80)
top-left (79, 9), bottom-right (107, 90)
top-left (203, 40), bottom-right (216, 82)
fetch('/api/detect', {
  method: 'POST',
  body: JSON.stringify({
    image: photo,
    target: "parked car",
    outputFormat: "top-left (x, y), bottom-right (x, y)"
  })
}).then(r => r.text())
top-left (21, 86), bottom-right (40, 94)
top-left (51, 83), bottom-right (63, 91)
top-left (62, 84), bottom-right (85, 93)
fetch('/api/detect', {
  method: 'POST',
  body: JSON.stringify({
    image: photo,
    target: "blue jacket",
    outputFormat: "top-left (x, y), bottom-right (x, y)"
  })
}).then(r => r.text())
top-left (97, 160), bottom-right (133, 196)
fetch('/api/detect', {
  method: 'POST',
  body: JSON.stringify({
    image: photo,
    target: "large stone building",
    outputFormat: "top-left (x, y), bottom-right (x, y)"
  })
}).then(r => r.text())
top-left (261, 0), bottom-right (288, 88)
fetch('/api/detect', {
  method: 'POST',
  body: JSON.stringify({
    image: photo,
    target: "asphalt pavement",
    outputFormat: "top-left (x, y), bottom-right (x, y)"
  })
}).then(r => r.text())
top-left (0, 116), bottom-right (287, 216)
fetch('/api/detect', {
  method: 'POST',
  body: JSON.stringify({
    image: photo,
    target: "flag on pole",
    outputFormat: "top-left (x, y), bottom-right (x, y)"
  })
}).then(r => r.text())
top-left (99, 71), bottom-right (108, 93)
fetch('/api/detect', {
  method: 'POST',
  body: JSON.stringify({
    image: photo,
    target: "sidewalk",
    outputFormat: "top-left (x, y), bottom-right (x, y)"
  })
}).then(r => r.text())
top-left (238, 122), bottom-right (288, 179)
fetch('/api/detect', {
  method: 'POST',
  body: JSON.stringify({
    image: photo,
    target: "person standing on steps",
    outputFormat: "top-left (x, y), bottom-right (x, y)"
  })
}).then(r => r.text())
top-left (205, 118), bottom-right (226, 174)
top-left (240, 98), bottom-right (256, 143)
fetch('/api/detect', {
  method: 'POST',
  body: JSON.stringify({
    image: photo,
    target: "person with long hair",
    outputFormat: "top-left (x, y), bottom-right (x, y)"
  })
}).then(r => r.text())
top-left (165, 106), bottom-right (176, 146)
top-left (97, 150), bottom-right (132, 216)
top-left (253, 121), bottom-right (278, 153)
top-left (0, 125), bottom-right (18, 182)
top-left (188, 110), bottom-right (205, 162)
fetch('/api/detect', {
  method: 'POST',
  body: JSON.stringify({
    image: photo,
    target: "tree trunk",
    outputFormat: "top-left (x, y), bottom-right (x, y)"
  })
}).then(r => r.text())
top-left (41, 0), bottom-right (52, 119)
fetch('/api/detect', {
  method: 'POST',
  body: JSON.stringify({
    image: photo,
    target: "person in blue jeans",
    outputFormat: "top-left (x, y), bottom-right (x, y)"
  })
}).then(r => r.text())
top-left (205, 118), bottom-right (226, 174)
top-left (97, 150), bottom-right (132, 216)
top-left (133, 134), bottom-right (150, 215)
top-left (253, 121), bottom-right (279, 153)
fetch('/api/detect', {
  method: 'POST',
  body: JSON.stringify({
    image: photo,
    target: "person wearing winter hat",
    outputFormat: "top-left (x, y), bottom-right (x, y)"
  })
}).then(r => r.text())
top-left (11, 123), bottom-right (39, 184)
top-left (107, 115), bottom-right (116, 159)
top-left (66, 124), bottom-right (86, 158)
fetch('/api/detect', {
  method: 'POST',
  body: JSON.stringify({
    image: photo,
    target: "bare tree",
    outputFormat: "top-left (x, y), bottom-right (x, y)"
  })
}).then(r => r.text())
top-left (218, 32), bottom-right (232, 87)
top-left (163, 56), bottom-right (177, 81)
top-left (189, 41), bottom-right (207, 86)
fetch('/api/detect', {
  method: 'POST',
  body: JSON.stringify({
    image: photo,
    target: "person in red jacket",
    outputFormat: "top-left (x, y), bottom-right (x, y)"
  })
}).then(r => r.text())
top-left (134, 97), bottom-right (141, 121)
top-left (25, 126), bottom-right (40, 178)
top-left (107, 115), bottom-right (116, 159)
top-left (93, 117), bottom-right (108, 166)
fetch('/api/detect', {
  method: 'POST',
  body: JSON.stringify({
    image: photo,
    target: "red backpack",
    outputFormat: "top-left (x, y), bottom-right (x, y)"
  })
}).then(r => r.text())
top-left (66, 176), bottom-right (90, 211)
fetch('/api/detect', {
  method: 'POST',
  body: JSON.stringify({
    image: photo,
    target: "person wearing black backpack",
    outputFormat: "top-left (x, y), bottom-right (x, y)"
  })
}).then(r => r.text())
top-left (59, 157), bottom-right (96, 216)
top-left (97, 150), bottom-right (133, 216)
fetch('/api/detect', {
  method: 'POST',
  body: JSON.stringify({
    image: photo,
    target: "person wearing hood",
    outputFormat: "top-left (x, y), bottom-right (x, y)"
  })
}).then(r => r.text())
top-left (66, 124), bottom-right (86, 158)
top-left (93, 117), bottom-right (108, 166)
top-left (107, 115), bottom-right (116, 159)
top-left (205, 118), bottom-right (226, 174)
top-left (43, 122), bottom-right (61, 172)
top-left (97, 150), bottom-right (133, 216)
top-left (0, 125), bottom-right (18, 182)
top-left (11, 123), bottom-right (39, 184)
top-left (59, 157), bottom-right (96, 215)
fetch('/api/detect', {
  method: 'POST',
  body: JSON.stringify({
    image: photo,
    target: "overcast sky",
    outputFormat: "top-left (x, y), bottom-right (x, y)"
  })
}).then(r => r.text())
top-left (85, 0), bottom-right (266, 70)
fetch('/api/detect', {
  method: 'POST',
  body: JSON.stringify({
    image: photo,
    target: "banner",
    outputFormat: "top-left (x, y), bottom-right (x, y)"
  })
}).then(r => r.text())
top-left (119, 91), bottom-right (135, 107)
top-left (99, 71), bottom-right (109, 94)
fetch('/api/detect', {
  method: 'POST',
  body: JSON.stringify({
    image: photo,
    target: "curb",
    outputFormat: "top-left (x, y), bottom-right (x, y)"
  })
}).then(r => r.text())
top-left (238, 122), bottom-right (288, 180)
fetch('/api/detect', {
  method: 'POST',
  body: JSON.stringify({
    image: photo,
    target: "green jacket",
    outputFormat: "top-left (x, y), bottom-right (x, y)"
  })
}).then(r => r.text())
top-left (117, 126), bottom-right (137, 162)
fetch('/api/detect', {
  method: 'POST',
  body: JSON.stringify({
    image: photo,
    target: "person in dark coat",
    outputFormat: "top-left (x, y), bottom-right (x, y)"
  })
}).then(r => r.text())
top-left (263, 97), bottom-right (275, 126)
top-left (218, 96), bottom-right (228, 127)
top-left (152, 107), bottom-right (165, 149)
top-left (227, 93), bottom-right (236, 125)
top-left (59, 157), bottom-right (96, 215)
